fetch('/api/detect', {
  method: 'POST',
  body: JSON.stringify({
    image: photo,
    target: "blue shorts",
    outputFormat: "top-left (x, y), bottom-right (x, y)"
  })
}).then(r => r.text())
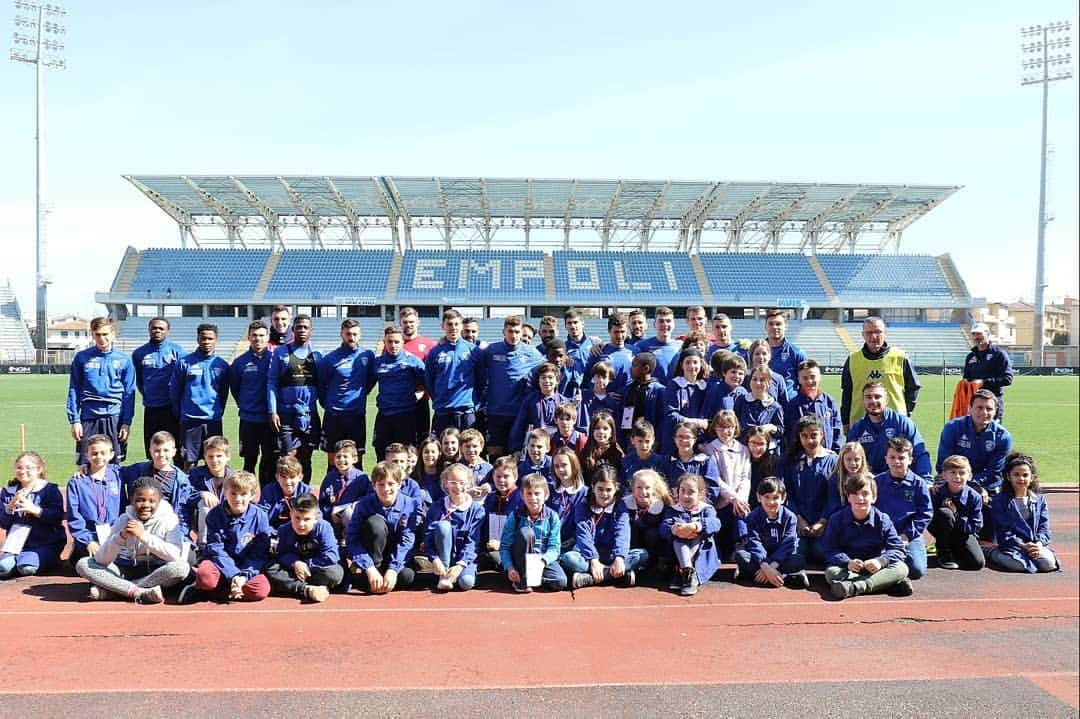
top-left (485, 414), bottom-right (516, 450)
top-left (432, 410), bottom-right (476, 436)
top-left (321, 412), bottom-right (367, 454)
top-left (76, 415), bottom-right (126, 465)
top-left (180, 420), bottom-right (223, 464)
top-left (277, 412), bottom-right (321, 454)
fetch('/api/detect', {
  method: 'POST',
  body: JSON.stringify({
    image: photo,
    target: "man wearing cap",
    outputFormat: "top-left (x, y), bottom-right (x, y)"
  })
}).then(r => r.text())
top-left (963, 323), bottom-right (1014, 420)
top-left (839, 316), bottom-right (920, 432)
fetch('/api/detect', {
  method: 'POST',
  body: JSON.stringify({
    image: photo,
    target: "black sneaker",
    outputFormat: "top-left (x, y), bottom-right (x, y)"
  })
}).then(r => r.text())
top-left (785, 570), bottom-right (810, 589)
top-left (177, 580), bottom-right (200, 605)
top-left (889, 578), bottom-right (914, 597)
top-left (668, 570), bottom-right (684, 592)
top-left (829, 580), bottom-right (853, 600)
top-left (571, 572), bottom-right (595, 589)
top-left (620, 570), bottom-right (636, 588)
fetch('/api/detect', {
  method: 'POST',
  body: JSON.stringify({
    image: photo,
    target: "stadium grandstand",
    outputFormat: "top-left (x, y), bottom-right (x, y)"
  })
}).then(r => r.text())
top-left (0, 278), bottom-right (36, 362)
top-left (93, 175), bottom-right (974, 366)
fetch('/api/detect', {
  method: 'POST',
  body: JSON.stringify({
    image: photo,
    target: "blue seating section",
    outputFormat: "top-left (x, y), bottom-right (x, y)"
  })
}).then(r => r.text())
top-left (817, 255), bottom-right (953, 302)
top-left (264, 250), bottom-right (393, 301)
top-left (128, 249), bottom-right (270, 299)
top-left (697, 254), bottom-right (828, 303)
top-left (397, 250), bottom-right (548, 303)
top-left (551, 251), bottom-right (700, 304)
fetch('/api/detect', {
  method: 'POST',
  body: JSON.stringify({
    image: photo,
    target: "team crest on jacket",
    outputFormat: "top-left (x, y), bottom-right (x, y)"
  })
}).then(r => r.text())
top-left (985, 440), bottom-right (995, 451)
top-left (240, 532), bottom-right (253, 548)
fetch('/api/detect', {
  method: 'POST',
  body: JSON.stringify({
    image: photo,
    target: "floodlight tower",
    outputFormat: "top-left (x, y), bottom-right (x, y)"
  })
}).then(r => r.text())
top-left (10, 1), bottom-right (66, 353)
top-left (1021, 21), bottom-right (1072, 366)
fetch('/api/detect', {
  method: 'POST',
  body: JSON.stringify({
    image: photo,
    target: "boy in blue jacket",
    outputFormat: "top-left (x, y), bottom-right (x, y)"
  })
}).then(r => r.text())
top-left (929, 455), bottom-right (985, 570)
top-left (346, 460), bottom-right (422, 594)
top-left (823, 474), bottom-right (911, 600)
top-left (500, 473), bottom-right (567, 592)
top-left (265, 493), bottom-right (343, 602)
top-left (66, 434), bottom-right (123, 567)
top-left (119, 431), bottom-right (192, 541)
top-left (67, 317), bottom-right (136, 465)
top-left (188, 471), bottom-right (271, 602)
top-left (170, 323), bottom-right (229, 469)
top-left (510, 362), bottom-right (572, 453)
top-left (784, 360), bottom-right (843, 453)
top-left (258, 456), bottom-right (312, 537)
top-left (874, 437), bottom-right (932, 580)
top-left (734, 477), bottom-right (808, 589)
top-left (481, 316), bottom-right (545, 458)
top-left (318, 440), bottom-right (371, 539)
top-left (372, 326), bottom-right (425, 462)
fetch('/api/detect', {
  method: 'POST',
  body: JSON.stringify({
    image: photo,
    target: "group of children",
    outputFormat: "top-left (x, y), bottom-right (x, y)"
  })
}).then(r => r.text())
top-left (0, 411), bottom-right (1060, 604)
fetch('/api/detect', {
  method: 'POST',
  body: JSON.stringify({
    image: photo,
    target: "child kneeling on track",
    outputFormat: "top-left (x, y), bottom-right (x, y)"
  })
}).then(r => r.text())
top-left (186, 470), bottom-right (271, 603)
top-left (345, 460), bottom-right (422, 594)
top-left (988, 452), bottom-right (1060, 573)
top-left (1, 451), bottom-right (67, 579)
top-left (928, 455), bottom-right (985, 571)
top-left (561, 466), bottom-right (648, 590)
top-left (733, 477), bottom-right (809, 589)
top-left (822, 474), bottom-right (911, 600)
top-left (423, 464), bottom-right (485, 592)
top-left (661, 473), bottom-right (721, 596)
top-left (76, 475), bottom-right (189, 603)
top-left (264, 493), bottom-right (343, 603)
top-left (500, 473), bottom-right (566, 593)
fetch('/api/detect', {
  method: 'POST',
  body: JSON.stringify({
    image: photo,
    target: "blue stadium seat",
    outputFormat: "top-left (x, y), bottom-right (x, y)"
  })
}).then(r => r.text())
top-left (264, 250), bottom-right (393, 301)
top-left (396, 250), bottom-right (548, 304)
top-left (128, 249), bottom-right (271, 299)
top-left (550, 251), bottom-right (700, 305)
top-left (697, 253), bottom-right (828, 304)
top-left (817, 255), bottom-right (954, 305)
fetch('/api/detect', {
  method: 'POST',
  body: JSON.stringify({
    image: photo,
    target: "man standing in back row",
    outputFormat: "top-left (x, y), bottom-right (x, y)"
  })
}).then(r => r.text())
top-left (399, 306), bottom-right (435, 444)
top-left (132, 316), bottom-right (183, 459)
top-left (963, 322), bottom-right (1014, 421)
top-left (840, 316), bottom-right (920, 432)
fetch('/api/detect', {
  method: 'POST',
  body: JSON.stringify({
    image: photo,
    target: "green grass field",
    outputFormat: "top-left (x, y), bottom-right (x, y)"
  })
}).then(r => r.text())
top-left (1, 374), bottom-right (1076, 486)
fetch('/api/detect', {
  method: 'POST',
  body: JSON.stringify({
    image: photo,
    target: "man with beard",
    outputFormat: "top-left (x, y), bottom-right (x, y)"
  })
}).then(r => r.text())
top-left (132, 317), bottom-right (183, 459)
top-left (846, 381), bottom-right (931, 479)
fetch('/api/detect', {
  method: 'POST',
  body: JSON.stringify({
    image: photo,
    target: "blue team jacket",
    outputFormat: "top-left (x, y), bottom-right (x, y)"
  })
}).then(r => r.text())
top-left (822, 505), bottom-right (906, 567)
top-left (767, 338), bottom-right (807, 398)
top-left (204, 502), bottom-right (271, 579)
top-left (990, 492), bottom-right (1056, 572)
top-left (0, 482), bottom-right (66, 554)
top-left (258, 480), bottom-right (313, 532)
top-left (634, 337), bottom-right (681, 384)
top-left (318, 344), bottom-right (376, 416)
top-left (962, 343), bottom-right (1014, 397)
top-left (228, 348), bottom-right (272, 421)
top-left (780, 452), bottom-right (840, 524)
top-left (65, 466), bottom-right (123, 548)
top-left (373, 350), bottom-right (425, 416)
top-left (318, 468), bottom-right (371, 520)
top-left (66, 346), bottom-right (136, 425)
top-left (936, 416), bottom-right (1013, 492)
top-left (584, 343), bottom-right (634, 396)
top-left (931, 483), bottom-right (983, 536)
top-left (572, 501), bottom-right (630, 564)
top-left (784, 390), bottom-right (843, 452)
top-left (873, 471), bottom-right (932, 541)
top-left (667, 453), bottom-right (721, 505)
top-left (275, 519), bottom-right (340, 569)
top-left (132, 339), bottom-right (184, 408)
top-left (846, 409), bottom-right (932, 478)
top-left (742, 505), bottom-right (799, 566)
top-left (424, 338), bottom-right (484, 413)
top-left (482, 340), bottom-right (545, 418)
top-left (346, 492), bottom-right (422, 571)
top-left (119, 462), bottom-right (192, 538)
top-left (171, 350), bottom-right (229, 422)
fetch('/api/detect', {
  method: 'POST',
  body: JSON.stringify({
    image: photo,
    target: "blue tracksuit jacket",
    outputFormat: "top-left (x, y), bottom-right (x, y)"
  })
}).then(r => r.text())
top-left (742, 505), bottom-right (799, 566)
top-left (573, 501), bottom-right (630, 564)
top-left (318, 468), bottom-right (371, 520)
top-left (373, 350), bottom-right (425, 416)
top-left (423, 497), bottom-right (486, 567)
top-left (228, 348), bottom-right (272, 421)
top-left (266, 342), bottom-right (322, 419)
top-left (65, 466), bottom-right (123, 549)
top-left (317, 344), bottom-right (376, 416)
top-left (635, 337), bottom-right (681, 384)
top-left (767, 338), bottom-right (807, 398)
top-left (66, 346), bottom-right (136, 425)
top-left (132, 339), bottom-right (184, 408)
top-left (990, 491), bottom-right (1055, 572)
top-left (584, 343), bottom-right (635, 396)
top-left (846, 409), bottom-right (932, 478)
top-left (784, 390), bottom-right (843, 452)
top-left (482, 340), bottom-right (545, 418)
top-left (424, 338), bottom-right (484, 413)
top-left (780, 452), bottom-right (840, 524)
top-left (171, 350), bottom-right (229, 422)
top-left (936, 416), bottom-right (1012, 493)
top-left (931, 483), bottom-right (983, 536)
top-left (963, 343), bottom-right (1014, 398)
top-left (258, 480), bottom-right (313, 532)
top-left (276, 518), bottom-right (340, 569)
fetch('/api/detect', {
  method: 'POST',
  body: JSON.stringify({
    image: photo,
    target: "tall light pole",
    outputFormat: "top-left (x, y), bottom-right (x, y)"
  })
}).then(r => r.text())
top-left (1021, 21), bottom-right (1072, 366)
top-left (10, 1), bottom-right (66, 355)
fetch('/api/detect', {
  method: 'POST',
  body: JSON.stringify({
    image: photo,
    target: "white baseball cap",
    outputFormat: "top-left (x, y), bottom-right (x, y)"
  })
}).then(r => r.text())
top-left (971, 322), bottom-right (990, 335)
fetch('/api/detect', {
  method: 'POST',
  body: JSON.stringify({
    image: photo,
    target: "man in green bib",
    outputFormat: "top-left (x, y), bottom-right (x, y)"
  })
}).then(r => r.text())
top-left (840, 317), bottom-right (920, 432)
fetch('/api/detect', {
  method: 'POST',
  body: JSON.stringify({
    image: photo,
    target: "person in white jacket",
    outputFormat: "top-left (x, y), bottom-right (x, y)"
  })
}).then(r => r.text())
top-left (76, 475), bottom-right (190, 603)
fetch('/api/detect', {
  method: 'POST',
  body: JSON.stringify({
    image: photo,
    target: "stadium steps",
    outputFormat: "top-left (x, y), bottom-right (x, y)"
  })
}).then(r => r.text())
top-left (805, 255), bottom-right (837, 301)
top-left (834, 322), bottom-right (857, 352)
top-left (110, 247), bottom-right (142, 295)
top-left (689, 255), bottom-right (714, 304)
top-left (385, 253), bottom-right (403, 302)
top-left (543, 254), bottom-right (555, 301)
top-left (230, 339), bottom-right (247, 361)
top-left (253, 253), bottom-right (281, 301)
top-left (936, 253), bottom-right (971, 301)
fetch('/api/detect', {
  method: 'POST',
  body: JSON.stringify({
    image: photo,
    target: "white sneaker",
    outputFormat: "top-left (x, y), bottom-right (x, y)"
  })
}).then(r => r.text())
top-left (436, 576), bottom-right (454, 592)
top-left (87, 586), bottom-right (103, 601)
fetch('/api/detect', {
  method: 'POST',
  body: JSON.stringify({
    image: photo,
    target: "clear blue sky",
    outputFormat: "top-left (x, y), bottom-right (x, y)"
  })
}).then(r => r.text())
top-left (1, 0), bottom-right (1076, 317)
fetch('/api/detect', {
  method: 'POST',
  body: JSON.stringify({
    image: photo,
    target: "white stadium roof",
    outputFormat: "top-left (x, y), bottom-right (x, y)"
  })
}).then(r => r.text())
top-left (125, 175), bottom-right (960, 254)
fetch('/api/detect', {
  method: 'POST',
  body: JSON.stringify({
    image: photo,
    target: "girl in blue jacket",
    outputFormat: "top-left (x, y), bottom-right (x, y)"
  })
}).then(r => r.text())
top-left (424, 464), bottom-right (486, 592)
top-left (988, 452), bottom-right (1059, 573)
top-left (0, 452), bottom-right (66, 579)
top-left (661, 472), bottom-right (721, 597)
top-left (560, 466), bottom-right (646, 589)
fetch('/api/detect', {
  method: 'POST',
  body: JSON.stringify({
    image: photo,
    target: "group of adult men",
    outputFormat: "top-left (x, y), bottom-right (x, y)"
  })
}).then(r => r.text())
top-left (67, 304), bottom-right (1016, 500)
